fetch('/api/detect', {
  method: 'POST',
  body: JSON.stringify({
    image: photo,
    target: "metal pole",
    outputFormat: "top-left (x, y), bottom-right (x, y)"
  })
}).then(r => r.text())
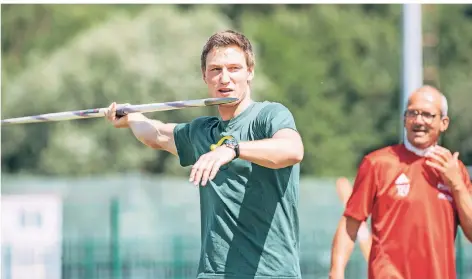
top-left (85, 239), bottom-right (95, 279)
top-left (401, 4), bottom-right (423, 142)
top-left (456, 228), bottom-right (464, 279)
top-left (110, 198), bottom-right (121, 279)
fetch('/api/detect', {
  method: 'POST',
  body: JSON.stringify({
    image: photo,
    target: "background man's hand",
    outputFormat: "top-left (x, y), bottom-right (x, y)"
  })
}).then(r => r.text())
top-left (189, 146), bottom-right (236, 186)
top-left (425, 145), bottom-right (464, 191)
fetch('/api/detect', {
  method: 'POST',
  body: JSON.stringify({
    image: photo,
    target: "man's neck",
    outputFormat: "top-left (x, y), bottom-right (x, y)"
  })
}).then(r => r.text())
top-left (218, 96), bottom-right (253, 121)
top-left (404, 137), bottom-right (436, 157)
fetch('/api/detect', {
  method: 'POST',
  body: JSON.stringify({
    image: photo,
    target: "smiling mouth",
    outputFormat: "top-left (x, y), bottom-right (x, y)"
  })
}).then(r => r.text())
top-left (411, 129), bottom-right (427, 136)
top-left (218, 89), bottom-right (233, 93)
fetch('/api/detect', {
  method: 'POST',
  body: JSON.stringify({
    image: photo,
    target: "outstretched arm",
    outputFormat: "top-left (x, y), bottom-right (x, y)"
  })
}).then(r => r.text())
top-left (238, 128), bottom-right (303, 169)
top-left (127, 113), bottom-right (178, 156)
top-left (105, 102), bottom-right (178, 156)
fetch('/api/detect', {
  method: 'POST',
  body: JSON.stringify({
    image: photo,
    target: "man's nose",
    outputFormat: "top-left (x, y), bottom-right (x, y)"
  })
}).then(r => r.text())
top-left (220, 68), bottom-right (230, 84)
top-left (412, 114), bottom-right (426, 125)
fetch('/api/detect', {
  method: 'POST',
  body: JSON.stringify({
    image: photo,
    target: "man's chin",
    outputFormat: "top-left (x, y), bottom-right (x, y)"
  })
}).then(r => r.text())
top-left (219, 102), bottom-right (238, 108)
top-left (409, 137), bottom-right (434, 149)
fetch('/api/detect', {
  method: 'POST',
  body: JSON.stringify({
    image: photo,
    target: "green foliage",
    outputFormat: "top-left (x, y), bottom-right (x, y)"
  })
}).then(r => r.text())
top-left (240, 5), bottom-right (402, 175)
top-left (1, 5), bottom-right (271, 176)
top-left (1, 5), bottom-right (144, 69)
top-left (435, 4), bottom-right (472, 164)
top-left (2, 4), bottom-right (471, 177)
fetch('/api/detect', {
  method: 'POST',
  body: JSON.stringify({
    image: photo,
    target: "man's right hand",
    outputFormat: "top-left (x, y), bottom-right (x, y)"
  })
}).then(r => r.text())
top-left (105, 102), bottom-right (141, 128)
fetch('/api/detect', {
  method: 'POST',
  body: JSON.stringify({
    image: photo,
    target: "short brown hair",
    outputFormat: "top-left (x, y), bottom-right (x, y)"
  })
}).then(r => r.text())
top-left (200, 30), bottom-right (255, 71)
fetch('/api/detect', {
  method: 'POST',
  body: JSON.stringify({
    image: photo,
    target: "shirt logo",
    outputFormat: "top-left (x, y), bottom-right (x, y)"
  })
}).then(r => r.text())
top-left (437, 183), bottom-right (451, 193)
top-left (437, 192), bottom-right (453, 202)
top-left (395, 173), bottom-right (410, 197)
top-left (437, 183), bottom-right (453, 203)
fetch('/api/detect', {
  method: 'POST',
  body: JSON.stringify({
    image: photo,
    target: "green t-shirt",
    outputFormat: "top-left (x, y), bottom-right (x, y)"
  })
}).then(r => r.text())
top-left (173, 101), bottom-right (301, 279)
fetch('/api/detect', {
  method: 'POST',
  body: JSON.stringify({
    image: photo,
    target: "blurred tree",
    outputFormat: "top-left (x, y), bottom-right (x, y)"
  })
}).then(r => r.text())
top-left (239, 5), bottom-right (402, 176)
top-left (1, 5), bottom-right (271, 176)
top-left (436, 4), bottom-right (472, 165)
top-left (1, 4), bottom-right (145, 75)
top-left (2, 4), bottom-right (471, 177)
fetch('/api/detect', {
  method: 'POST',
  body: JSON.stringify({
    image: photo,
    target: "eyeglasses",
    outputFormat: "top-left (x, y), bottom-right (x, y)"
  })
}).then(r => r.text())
top-left (404, 109), bottom-right (438, 124)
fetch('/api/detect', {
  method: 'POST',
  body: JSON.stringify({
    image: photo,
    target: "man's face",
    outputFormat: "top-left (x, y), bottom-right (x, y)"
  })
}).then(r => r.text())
top-left (202, 45), bottom-right (253, 106)
top-left (404, 93), bottom-right (449, 149)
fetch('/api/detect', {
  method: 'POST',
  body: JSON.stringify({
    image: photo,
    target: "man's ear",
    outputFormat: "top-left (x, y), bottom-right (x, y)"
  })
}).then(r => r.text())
top-left (247, 67), bottom-right (254, 82)
top-left (440, 116), bottom-right (450, 132)
top-left (202, 69), bottom-right (207, 84)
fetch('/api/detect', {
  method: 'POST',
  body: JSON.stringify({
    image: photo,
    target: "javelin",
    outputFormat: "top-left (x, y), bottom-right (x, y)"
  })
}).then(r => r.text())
top-left (1, 97), bottom-right (238, 126)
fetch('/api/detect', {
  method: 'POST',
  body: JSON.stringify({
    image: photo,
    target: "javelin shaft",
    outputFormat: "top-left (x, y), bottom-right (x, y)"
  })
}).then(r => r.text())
top-left (1, 97), bottom-right (237, 125)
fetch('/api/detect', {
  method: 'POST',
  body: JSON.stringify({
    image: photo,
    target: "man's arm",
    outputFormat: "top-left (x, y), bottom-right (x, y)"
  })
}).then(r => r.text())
top-left (190, 128), bottom-right (303, 186)
top-left (335, 177), bottom-right (372, 261)
top-left (329, 157), bottom-right (377, 279)
top-left (237, 103), bottom-right (303, 169)
top-left (330, 216), bottom-right (363, 279)
top-left (456, 164), bottom-right (472, 242)
top-left (238, 128), bottom-right (303, 169)
top-left (105, 102), bottom-right (178, 156)
top-left (127, 113), bottom-right (178, 156)
top-left (452, 186), bottom-right (472, 242)
top-left (425, 147), bottom-right (472, 242)
top-left (189, 103), bottom-right (303, 186)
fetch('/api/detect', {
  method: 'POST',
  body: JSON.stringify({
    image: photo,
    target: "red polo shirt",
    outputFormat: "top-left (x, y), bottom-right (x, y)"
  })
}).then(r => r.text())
top-left (344, 144), bottom-right (472, 279)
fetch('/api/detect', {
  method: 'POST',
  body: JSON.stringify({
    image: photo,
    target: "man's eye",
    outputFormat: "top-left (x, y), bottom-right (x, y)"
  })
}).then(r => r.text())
top-left (422, 112), bottom-right (433, 118)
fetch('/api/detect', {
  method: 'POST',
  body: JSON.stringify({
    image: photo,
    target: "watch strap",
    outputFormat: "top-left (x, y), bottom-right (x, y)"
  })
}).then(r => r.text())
top-left (210, 136), bottom-right (239, 159)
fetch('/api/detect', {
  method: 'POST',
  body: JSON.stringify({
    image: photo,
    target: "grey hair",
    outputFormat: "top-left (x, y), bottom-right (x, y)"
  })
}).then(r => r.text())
top-left (441, 94), bottom-right (448, 117)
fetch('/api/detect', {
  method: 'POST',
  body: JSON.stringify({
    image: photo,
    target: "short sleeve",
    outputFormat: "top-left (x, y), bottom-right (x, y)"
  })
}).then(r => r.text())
top-left (173, 122), bottom-right (197, 167)
top-left (459, 162), bottom-right (472, 193)
top-left (256, 102), bottom-right (298, 138)
top-left (344, 157), bottom-right (378, 222)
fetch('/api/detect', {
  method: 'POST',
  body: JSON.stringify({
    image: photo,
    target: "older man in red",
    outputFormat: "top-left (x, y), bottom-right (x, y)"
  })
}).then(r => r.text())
top-left (329, 86), bottom-right (472, 279)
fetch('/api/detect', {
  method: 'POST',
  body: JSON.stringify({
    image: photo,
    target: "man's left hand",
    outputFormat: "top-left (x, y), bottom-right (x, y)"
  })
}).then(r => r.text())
top-left (189, 146), bottom-right (236, 187)
top-left (425, 146), bottom-right (465, 191)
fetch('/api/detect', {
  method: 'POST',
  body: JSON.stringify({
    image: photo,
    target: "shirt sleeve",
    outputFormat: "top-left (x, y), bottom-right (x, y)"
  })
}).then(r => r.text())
top-left (256, 102), bottom-right (298, 138)
top-left (173, 122), bottom-right (197, 167)
top-left (459, 162), bottom-right (472, 193)
top-left (344, 157), bottom-right (378, 222)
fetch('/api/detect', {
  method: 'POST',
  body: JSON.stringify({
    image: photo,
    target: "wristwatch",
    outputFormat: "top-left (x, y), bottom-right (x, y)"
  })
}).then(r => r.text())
top-left (210, 135), bottom-right (240, 159)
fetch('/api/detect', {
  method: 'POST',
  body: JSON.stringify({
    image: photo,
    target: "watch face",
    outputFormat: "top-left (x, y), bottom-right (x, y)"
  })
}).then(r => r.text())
top-left (224, 138), bottom-right (237, 146)
top-left (222, 137), bottom-right (239, 159)
top-left (225, 142), bottom-right (236, 148)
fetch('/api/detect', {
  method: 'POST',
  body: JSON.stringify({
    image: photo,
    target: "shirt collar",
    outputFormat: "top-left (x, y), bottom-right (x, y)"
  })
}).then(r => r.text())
top-left (403, 137), bottom-right (436, 157)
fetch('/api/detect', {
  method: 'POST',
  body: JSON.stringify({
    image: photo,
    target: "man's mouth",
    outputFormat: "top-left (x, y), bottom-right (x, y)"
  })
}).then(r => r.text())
top-left (218, 88), bottom-right (233, 93)
top-left (218, 88), bottom-right (234, 96)
top-left (411, 127), bottom-right (428, 136)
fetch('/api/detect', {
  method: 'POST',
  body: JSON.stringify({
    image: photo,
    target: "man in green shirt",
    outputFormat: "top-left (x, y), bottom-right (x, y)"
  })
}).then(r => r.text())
top-left (105, 30), bottom-right (304, 279)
